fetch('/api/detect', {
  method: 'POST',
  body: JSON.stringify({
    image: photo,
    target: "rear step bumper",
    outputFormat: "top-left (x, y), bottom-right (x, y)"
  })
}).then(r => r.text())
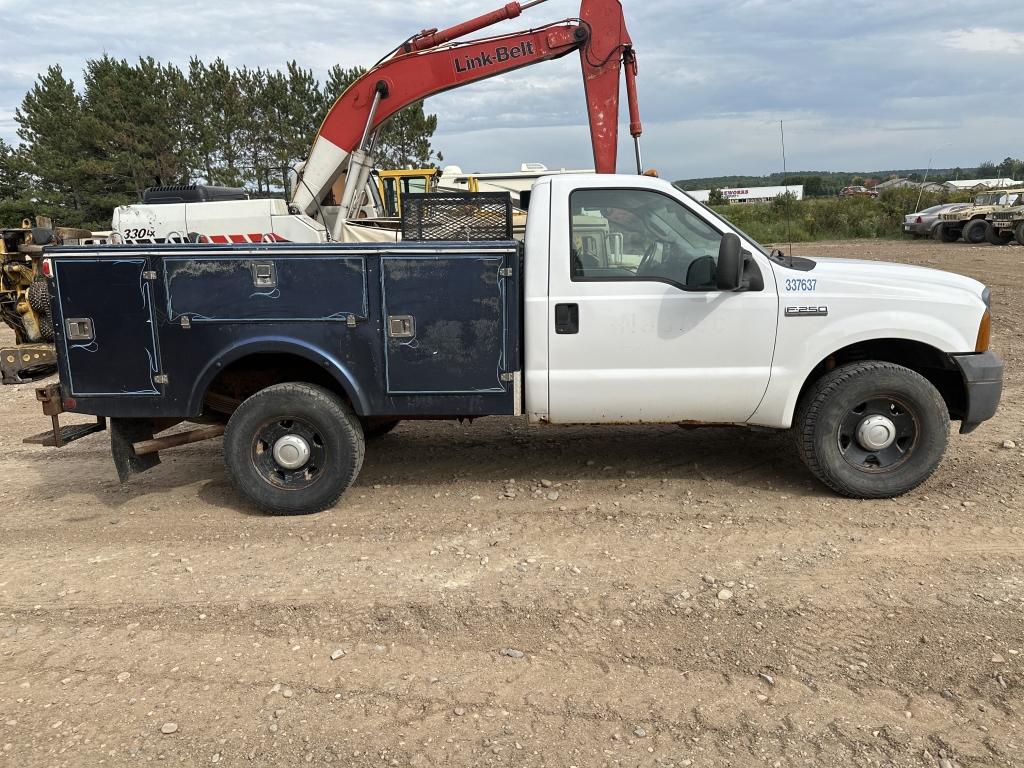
top-left (24, 419), bottom-right (106, 447)
top-left (24, 383), bottom-right (107, 447)
top-left (25, 383), bottom-right (224, 483)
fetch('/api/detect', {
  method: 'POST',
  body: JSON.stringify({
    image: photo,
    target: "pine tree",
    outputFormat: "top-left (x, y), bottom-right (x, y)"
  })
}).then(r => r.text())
top-left (236, 66), bottom-right (272, 194)
top-left (11, 55), bottom-right (441, 225)
top-left (281, 61), bottom-right (323, 196)
top-left (0, 139), bottom-right (31, 224)
top-left (77, 56), bottom-right (190, 218)
top-left (202, 58), bottom-right (247, 188)
top-left (184, 58), bottom-right (219, 183)
top-left (14, 65), bottom-right (89, 225)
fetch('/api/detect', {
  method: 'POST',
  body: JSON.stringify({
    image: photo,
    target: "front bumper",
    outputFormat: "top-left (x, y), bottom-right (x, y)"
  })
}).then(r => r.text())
top-left (952, 351), bottom-right (1004, 434)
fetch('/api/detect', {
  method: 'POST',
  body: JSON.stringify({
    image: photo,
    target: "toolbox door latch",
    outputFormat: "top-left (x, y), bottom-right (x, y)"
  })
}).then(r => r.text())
top-left (65, 318), bottom-right (94, 342)
top-left (251, 262), bottom-right (277, 288)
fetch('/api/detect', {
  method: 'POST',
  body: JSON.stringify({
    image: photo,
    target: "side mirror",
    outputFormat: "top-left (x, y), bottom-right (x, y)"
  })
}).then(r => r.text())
top-left (716, 233), bottom-right (744, 291)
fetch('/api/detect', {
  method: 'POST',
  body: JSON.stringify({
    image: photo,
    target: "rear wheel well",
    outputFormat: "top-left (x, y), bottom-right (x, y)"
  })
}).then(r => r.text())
top-left (797, 339), bottom-right (965, 421)
top-left (202, 353), bottom-right (354, 417)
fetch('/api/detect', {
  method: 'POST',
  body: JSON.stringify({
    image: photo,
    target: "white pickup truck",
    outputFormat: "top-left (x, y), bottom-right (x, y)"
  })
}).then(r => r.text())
top-left (35, 174), bottom-right (1003, 514)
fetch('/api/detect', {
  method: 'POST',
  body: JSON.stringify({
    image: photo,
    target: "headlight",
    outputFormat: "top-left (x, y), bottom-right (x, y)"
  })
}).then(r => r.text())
top-left (976, 288), bottom-right (991, 352)
top-left (976, 310), bottom-right (991, 352)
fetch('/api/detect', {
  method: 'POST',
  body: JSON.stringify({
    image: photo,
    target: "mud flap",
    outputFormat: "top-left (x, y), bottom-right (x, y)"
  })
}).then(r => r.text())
top-left (110, 418), bottom-right (160, 483)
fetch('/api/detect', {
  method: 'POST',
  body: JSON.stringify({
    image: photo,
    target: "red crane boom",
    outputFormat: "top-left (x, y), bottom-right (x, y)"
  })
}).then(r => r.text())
top-left (291, 0), bottom-right (643, 228)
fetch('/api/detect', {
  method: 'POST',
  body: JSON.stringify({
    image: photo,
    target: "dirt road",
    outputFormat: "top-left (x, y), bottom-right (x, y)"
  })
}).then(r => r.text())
top-left (1, 240), bottom-right (1021, 767)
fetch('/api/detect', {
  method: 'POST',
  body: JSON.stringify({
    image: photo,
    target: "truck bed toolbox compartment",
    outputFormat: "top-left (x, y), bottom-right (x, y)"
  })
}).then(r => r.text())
top-left (382, 254), bottom-right (514, 394)
top-left (52, 257), bottom-right (163, 396)
top-left (47, 242), bottom-right (522, 419)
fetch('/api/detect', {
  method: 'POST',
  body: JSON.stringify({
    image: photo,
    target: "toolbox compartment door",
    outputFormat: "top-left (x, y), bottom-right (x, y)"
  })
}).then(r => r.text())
top-left (52, 258), bottom-right (162, 396)
top-left (381, 252), bottom-right (517, 396)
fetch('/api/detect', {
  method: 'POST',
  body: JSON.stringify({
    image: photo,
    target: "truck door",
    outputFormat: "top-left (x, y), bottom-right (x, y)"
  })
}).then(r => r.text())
top-left (380, 248), bottom-right (519, 399)
top-left (52, 257), bottom-right (163, 396)
top-left (546, 186), bottom-right (778, 424)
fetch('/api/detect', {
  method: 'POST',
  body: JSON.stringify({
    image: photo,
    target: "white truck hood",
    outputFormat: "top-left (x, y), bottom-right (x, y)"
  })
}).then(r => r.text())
top-left (807, 257), bottom-right (986, 304)
top-left (768, 255), bottom-right (989, 357)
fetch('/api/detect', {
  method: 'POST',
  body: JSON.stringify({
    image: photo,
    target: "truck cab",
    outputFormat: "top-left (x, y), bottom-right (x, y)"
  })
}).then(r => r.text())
top-left (35, 174), bottom-right (1003, 514)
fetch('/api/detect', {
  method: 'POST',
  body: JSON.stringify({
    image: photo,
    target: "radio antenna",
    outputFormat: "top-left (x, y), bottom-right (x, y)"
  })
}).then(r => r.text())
top-left (780, 119), bottom-right (793, 265)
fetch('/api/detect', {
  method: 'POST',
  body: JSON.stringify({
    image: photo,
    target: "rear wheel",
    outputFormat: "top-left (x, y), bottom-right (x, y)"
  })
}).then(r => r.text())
top-left (962, 219), bottom-right (987, 244)
top-left (28, 276), bottom-right (51, 313)
top-left (986, 225), bottom-right (1013, 245)
top-left (1016, 222), bottom-right (1024, 246)
top-left (224, 383), bottom-right (364, 514)
top-left (933, 223), bottom-right (959, 243)
top-left (28, 277), bottom-right (54, 341)
top-left (795, 361), bottom-right (949, 498)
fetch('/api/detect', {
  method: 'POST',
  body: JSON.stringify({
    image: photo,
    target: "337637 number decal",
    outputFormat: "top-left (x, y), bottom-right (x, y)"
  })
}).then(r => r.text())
top-left (785, 278), bottom-right (817, 292)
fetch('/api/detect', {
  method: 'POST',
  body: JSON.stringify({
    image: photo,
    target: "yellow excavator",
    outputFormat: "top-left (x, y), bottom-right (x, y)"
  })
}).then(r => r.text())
top-left (0, 217), bottom-right (96, 383)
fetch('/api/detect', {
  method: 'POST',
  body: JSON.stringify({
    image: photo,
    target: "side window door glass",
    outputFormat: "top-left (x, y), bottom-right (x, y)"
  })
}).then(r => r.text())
top-left (569, 188), bottom-right (723, 289)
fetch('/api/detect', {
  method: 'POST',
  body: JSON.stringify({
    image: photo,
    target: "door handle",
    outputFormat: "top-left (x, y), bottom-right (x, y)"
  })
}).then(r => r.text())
top-left (554, 303), bottom-right (579, 334)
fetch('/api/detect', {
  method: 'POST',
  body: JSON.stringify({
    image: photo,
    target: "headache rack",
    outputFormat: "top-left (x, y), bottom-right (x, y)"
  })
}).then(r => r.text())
top-left (400, 192), bottom-right (513, 242)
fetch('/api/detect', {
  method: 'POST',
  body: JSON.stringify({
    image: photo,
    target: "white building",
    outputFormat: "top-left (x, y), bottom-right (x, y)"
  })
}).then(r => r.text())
top-left (688, 185), bottom-right (804, 204)
top-left (943, 178), bottom-right (1020, 191)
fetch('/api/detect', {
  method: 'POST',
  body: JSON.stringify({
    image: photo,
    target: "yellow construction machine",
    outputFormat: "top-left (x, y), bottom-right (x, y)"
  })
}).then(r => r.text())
top-left (0, 217), bottom-right (91, 383)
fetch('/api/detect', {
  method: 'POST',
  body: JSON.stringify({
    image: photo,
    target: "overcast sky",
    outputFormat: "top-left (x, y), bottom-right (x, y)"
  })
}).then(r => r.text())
top-left (2, 0), bottom-right (1023, 180)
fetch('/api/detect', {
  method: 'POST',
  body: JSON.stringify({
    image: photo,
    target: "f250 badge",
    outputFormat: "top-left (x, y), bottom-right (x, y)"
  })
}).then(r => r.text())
top-left (454, 41), bottom-right (536, 73)
top-left (785, 306), bottom-right (829, 317)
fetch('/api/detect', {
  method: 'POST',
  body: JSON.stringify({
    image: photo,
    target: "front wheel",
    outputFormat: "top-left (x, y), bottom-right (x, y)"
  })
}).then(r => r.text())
top-left (1016, 222), bottom-right (1024, 246)
top-left (224, 383), bottom-right (364, 514)
top-left (794, 362), bottom-right (949, 498)
top-left (933, 223), bottom-right (959, 243)
top-left (985, 224), bottom-right (1013, 246)
top-left (962, 219), bottom-right (987, 244)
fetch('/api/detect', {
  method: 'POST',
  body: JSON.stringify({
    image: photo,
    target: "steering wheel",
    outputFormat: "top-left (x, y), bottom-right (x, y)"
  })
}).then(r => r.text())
top-left (636, 240), bottom-right (661, 275)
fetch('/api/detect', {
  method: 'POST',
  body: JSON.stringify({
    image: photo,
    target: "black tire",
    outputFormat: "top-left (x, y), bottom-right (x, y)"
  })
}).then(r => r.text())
top-left (28, 276), bottom-right (51, 314)
top-left (962, 219), bottom-right (987, 244)
top-left (1016, 222), bottom-right (1024, 247)
top-left (362, 418), bottom-right (401, 439)
top-left (986, 225), bottom-right (1013, 246)
top-left (224, 383), bottom-right (364, 515)
top-left (38, 313), bottom-right (55, 342)
top-left (794, 361), bottom-right (949, 499)
top-left (933, 223), bottom-right (959, 243)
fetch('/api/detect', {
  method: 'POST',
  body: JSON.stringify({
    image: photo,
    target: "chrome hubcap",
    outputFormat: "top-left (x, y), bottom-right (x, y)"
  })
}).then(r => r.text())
top-left (856, 415), bottom-right (896, 451)
top-left (272, 434), bottom-right (311, 469)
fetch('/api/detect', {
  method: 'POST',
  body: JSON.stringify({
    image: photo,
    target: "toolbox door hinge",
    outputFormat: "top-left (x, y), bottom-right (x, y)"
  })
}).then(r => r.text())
top-left (499, 371), bottom-right (518, 382)
top-left (153, 374), bottom-right (169, 385)
top-left (499, 267), bottom-right (513, 277)
top-left (142, 270), bottom-right (158, 280)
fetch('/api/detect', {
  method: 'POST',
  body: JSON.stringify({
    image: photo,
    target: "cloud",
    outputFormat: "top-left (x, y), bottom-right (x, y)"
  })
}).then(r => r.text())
top-left (1, 0), bottom-right (1023, 179)
top-left (945, 27), bottom-right (1024, 54)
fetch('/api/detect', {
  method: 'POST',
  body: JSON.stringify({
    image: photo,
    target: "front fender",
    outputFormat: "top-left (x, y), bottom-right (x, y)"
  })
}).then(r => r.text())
top-left (187, 336), bottom-right (370, 417)
top-left (750, 309), bottom-right (977, 429)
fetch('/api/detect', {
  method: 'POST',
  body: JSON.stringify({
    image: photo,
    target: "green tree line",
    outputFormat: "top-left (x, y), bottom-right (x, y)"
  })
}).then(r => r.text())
top-left (0, 58), bottom-right (439, 228)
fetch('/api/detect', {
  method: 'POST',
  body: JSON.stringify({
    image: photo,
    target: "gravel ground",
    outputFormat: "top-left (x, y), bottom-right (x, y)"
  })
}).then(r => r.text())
top-left (0, 239), bottom-right (1021, 767)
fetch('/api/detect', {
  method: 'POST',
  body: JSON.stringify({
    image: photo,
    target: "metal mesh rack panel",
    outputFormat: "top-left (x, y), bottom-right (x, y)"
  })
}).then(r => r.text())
top-left (400, 192), bottom-right (513, 241)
